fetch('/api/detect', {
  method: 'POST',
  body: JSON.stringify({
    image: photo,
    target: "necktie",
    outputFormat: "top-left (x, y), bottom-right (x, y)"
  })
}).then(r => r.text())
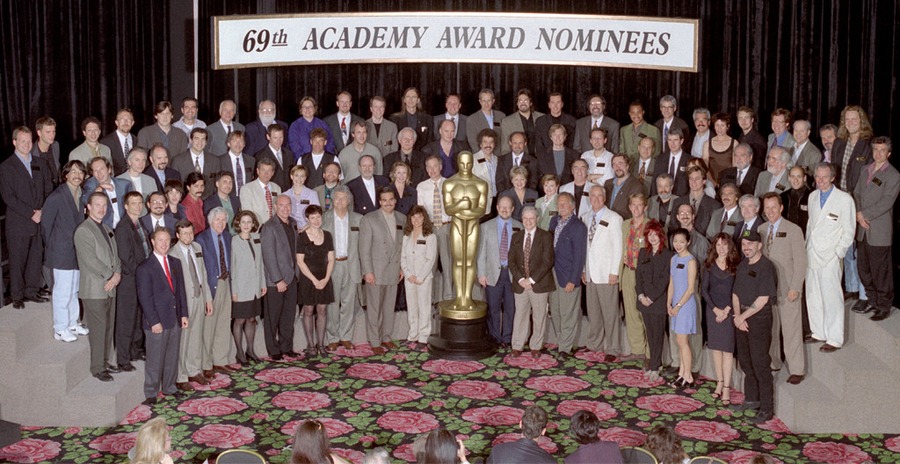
top-left (264, 184), bottom-right (273, 219)
top-left (737, 169), bottom-right (744, 185)
top-left (136, 221), bottom-right (149, 258)
top-left (720, 210), bottom-right (728, 232)
top-left (187, 249), bottom-right (201, 298)
top-left (639, 161), bottom-right (647, 182)
top-left (275, 151), bottom-right (283, 168)
top-left (194, 155), bottom-right (202, 173)
top-left (663, 125), bottom-right (669, 147)
top-left (767, 224), bottom-right (774, 251)
top-left (524, 232), bottom-right (532, 279)
top-left (691, 197), bottom-right (698, 211)
top-left (593, 120), bottom-right (599, 129)
top-left (499, 222), bottom-right (509, 263)
top-left (226, 125), bottom-right (232, 135)
top-left (669, 156), bottom-right (676, 177)
top-left (124, 137), bottom-right (131, 156)
top-left (341, 117), bottom-right (348, 141)
top-left (217, 234), bottom-right (228, 279)
top-left (235, 157), bottom-right (244, 191)
top-left (589, 215), bottom-right (597, 242)
top-left (452, 116), bottom-right (458, 137)
top-left (432, 181), bottom-right (442, 226)
top-left (162, 257), bottom-right (174, 292)
top-left (156, 219), bottom-right (162, 230)
top-left (324, 186), bottom-right (333, 211)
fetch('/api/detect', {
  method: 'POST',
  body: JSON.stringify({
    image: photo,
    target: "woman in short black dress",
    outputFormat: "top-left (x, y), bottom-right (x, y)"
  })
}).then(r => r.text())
top-left (296, 205), bottom-right (335, 357)
top-left (701, 233), bottom-right (740, 406)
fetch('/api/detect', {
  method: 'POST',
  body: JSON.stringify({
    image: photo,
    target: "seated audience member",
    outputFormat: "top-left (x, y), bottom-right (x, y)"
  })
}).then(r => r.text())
top-left (487, 405), bottom-right (555, 464)
top-left (363, 447), bottom-right (391, 464)
top-left (644, 425), bottom-right (690, 464)
top-left (419, 427), bottom-right (470, 464)
top-left (291, 420), bottom-right (350, 464)
top-left (564, 410), bottom-right (624, 464)
top-left (130, 417), bottom-right (174, 464)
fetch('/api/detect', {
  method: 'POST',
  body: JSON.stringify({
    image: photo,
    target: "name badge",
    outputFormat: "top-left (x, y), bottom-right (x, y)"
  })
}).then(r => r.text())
top-left (638, 133), bottom-right (647, 139)
top-left (598, 220), bottom-right (609, 227)
top-left (384, 140), bottom-right (393, 147)
top-left (800, 205), bottom-right (808, 211)
top-left (776, 232), bottom-right (787, 238)
top-left (107, 231), bottom-right (114, 238)
top-left (417, 239), bottom-right (426, 245)
top-left (493, 122), bottom-right (501, 127)
top-left (775, 183), bottom-right (786, 192)
top-left (110, 197), bottom-right (118, 203)
top-left (676, 263), bottom-right (685, 269)
top-left (749, 270), bottom-right (757, 277)
top-left (550, 210), bottom-right (558, 216)
top-left (351, 226), bottom-right (360, 232)
top-left (513, 227), bottom-right (522, 233)
top-left (300, 199), bottom-right (310, 205)
top-left (195, 252), bottom-right (203, 258)
top-left (596, 162), bottom-right (606, 168)
top-left (253, 238), bottom-right (261, 244)
top-left (679, 166), bottom-right (686, 172)
top-left (396, 224), bottom-right (403, 230)
top-left (640, 258), bottom-right (651, 264)
top-left (856, 156), bottom-right (867, 162)
top-left (582, 191), bottom-right (589, 197)
top-left (420, 126), bottom-right (428, 133)
top-left (32, 165), bottom-right (41, 171)
top-left (827, 212), bottom-right (839, 220)
top-left (477, 158), bottom-right (486, 164)
top-left (525, 198), bottom-right (535, 204)
top-left (873, 177), bottom-right (883, 187)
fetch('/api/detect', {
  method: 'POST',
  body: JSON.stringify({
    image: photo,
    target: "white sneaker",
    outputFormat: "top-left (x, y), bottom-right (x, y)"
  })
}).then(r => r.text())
top-left (69, 325), bottom-right (90, 336)
top-left (55, 330), bottom-right (77, 342)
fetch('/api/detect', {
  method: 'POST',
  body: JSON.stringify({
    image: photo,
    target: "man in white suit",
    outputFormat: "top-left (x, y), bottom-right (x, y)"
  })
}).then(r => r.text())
top-left (581, 185), bottom-right (624, 356)
top-left (239, 157), bottom-right (281, 223)
top-left (805, 162), bottom-right (856, 352)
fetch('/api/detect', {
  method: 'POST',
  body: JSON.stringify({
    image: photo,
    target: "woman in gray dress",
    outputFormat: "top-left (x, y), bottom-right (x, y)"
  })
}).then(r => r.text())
top-left (230, 211), bottom-right (266, 364)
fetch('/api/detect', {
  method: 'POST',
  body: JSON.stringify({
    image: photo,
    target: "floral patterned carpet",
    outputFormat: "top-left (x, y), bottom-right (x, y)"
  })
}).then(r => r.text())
top-left (2, 344), bottom-right (898, 463)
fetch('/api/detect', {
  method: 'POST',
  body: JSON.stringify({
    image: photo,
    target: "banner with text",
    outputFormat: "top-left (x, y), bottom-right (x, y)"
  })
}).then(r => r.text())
top-left (213, 12), bottom-right (698, 72)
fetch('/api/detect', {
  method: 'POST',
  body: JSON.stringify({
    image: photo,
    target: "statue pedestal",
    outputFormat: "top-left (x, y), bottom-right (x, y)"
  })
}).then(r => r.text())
top-left (428, 300), bottom-right (496, 360)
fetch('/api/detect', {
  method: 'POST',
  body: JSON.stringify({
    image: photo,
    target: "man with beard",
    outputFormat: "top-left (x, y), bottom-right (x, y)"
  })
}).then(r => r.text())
top-left (719, 143), bottom-right (761, 196)
top-left (143, 143), bottom-right (182, 193)
top-left (754, 146), bottom-right (791, 197)
top-left (648, 174), bottom-right (679, 232)
top-left (574, 94), bottom-right (619, 154)
top-left (244, 100), bottom-right (290, 156)
top-left (500, 89), bottom-right (544, 156)
top-left (604, 153), bottom-right (646, 220)
top-left (673, 166), bottom-right (721, 234)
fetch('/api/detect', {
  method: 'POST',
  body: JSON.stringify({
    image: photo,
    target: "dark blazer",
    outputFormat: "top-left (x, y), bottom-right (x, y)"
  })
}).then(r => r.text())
top-left (31, 141), bottom-right (61, 184)
top-left (390, 110), bottom-right (432, 151)
top-left (739, 129), bottom-right (768, 170)
top-left (254, 145), bottom-right (295, 192)
top-left (498, 188), bottom-right (539, 222)
top-left (219, 153), bottom-right (256, 187)
top-left (195, 227), bottom-right (232, 298)
top-left (432, 113), bottom-right (470, 150)
top-left (243, 119), bottom-right (289, 158)
top-left (648, 195), bottom-right (679, 232)
top-left (732, 216), bottom-right (765, 244)
top-left (139, 213), bottom-right (177, 237)
top-left (631, 157), bottom-right (658, 194)
top-left (565, 440), bottom-right (624, 464)
top-left (346, 175), bottom-right (390, 215)
top-left (654, 117), bottom-right (692, 157)
top-left (535, 147), bottom-right (580, 186)
top-left (549, 214), bottom-right (588, 287)
top-left (636, 248), bottom-right (674, 315)
top-left (0, 153), bottom-right (53, 237)
top-left (422, 140), bottom-right (465, 178)
top-left (142, 165), bottom-right (182, 193)
top-left (115, 217), bottom-right (147, 278)
top-left (574, 115), bottom-right (621, 154)
top-left (719, 165), bottom-right (761, 197)
top-left (496, 152), bottom-right (539, 192)
top-left (136, 255), bottom-right (187, 330)
top-left (604, 175), bottom-right (647, 220)
top-left (99, 132), bottom-right (132, 176)
top-left (673, 194), bottom-right (722, 238)
top-left (832, 137), bottom-right (873, 193)
top-left (41, 183), bottom-right (85, 270)
top-left (487, 438), bottom-right (555, 464)
top-left (170, 150), bottom-right (222, 198)
top-left (781, 187), bottom-right (811, 237)
top-left (509, 228), bottom-right (555, 294)
top-left (80, 177), bottom-right (134, 229)
top-left (203, 193), bottom-right (241, 221)
top-left (383, 149), bottom-right (427, 186)
top-left (391, 184), bottom-right (418, 215)
top-left (260, 215), bottom-right (299, 286)
top-left (534, 112), bottom-right (577, 156)
top-left (324, 112), bottom-right (363, 153)
top-left (651, 151), bottom-right (691, 197)
top-left (298, 151), bottom-right (338, 189)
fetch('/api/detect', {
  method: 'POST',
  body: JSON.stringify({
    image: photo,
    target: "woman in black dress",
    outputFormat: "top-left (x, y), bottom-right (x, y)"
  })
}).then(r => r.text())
top-left (635, 220), bottom-right (673, 382)
top-left (296, 205), bottom-right (335, 357)
top-left (389, 161), bottom-right (418, 215)
top-left (701, 233), bottom-right (740, 406)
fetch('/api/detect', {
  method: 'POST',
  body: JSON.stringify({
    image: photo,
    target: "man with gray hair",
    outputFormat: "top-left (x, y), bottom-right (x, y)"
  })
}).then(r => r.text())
top-left (719, 143), bottom-right (762, 196)
top-left (245, 99), bottom-right (289, 156)
top-left (194, 206), bottom-right (236, 376)
top-left (383, 126), bottom-right (427, 186)
top-left (691, 107), bottom-right (711, 158)
top-left (322, 185), bottom-right (362, 351)
top-left (207, 100), bottom-right (245, 157)
top-left (755, 146), bottom-right (792, 197)
top-left (790, 120), bottom-right (823, 177)
top-left (732, 194), bottom-right (765, 246)
top-left (467, 88), bottom-right (507, 151)
top-left (655, 95), bottom-right (692, 157)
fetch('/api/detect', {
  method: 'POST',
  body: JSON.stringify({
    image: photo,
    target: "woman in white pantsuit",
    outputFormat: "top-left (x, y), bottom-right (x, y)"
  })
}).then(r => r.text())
top-left (400, 205), bottom-right (437, 351)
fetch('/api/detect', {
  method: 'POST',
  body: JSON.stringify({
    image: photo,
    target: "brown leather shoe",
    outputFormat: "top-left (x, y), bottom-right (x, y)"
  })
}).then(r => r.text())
top-left (603, 354), bottom-right (617, 362)
top-left (372, 346), bottom-right (386, 355)
top-left (531, 350), bottom-right (541, 358)
top-left (383, 341), bottom-right (398, 349)
top-left (176, 382), bottom-right (195, 392)
top-left (340, 340), bottom-right (354, 349)
top-left (213, 364), bottom-right (236, 374)
top-left (188, 375), bottom-right (209, 385)
top-left (819, 343), bottom-right (840, 353)
top-left (326, 343), bottom-right (339, 351)
top-left (510, 349), bottom-right (522, 357)
top-left (203, 369), bottom-right (216, 380)
top-left (786, 374), bottom-right (805, 385)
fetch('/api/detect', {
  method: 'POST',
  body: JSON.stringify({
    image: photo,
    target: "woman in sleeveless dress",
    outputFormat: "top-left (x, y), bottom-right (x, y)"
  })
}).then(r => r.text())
top-left (667, 228), bottom-right (698, 388)
top-left (703, 112), bottom-right (738, 187)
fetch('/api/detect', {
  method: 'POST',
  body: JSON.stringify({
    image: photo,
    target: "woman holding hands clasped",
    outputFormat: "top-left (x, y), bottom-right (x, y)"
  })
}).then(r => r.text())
top-left (667, 228), bottom-right (698, 388)
top-left (701, 233), bottom-right (739, 406)
top-left (401, 206), bottom-right (437, 351)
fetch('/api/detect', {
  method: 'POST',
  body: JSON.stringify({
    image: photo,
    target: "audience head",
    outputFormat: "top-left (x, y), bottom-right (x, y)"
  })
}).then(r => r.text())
top-left (363, 447), bottom-right (391, 464)
top-left (570, 410), bottom-right (601, 445)
top-left (521, 405), bottom-right (548, 439)
top-left (131, 417), bottom-right (170, 464)
top-left (420, 427), bottom-right (459, 464)
top-left (645, 425), bottom-right (686, 464)
top-left (291, 420), bottom-right (333, 464)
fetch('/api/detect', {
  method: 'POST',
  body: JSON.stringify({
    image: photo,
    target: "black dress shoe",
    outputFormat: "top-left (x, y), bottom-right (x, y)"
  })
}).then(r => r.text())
top-left (270, 353), bottom-right (283, 361)
top-left (38, 288), bottom-right (51, 297)
top-left (843, 291), bottom-right (859, 300)
top-left (12, 300), bottom-right (24, 309)
top-left (851, 299), bottom-right (871, 313)
top-left (143, 397), bottom-right (158, 405)
top-left (803, 335), bottom-right (821, 344)
top-left (93, 371), bottom-right (114, 382)
top-left (118, 363), bottom-right (136, 372)
top-left (749, 410), bottom-right (774, 424)
top-left (24, 295), bottom-right (49, 303)
top-left (134, 352), bottom-right (146, 361)
top-left (106, 365), bottom-right (122, 374)
top-left (870, 309), bottom-right (892, 321)
top-left (730, 400), bottom-right (759, 412)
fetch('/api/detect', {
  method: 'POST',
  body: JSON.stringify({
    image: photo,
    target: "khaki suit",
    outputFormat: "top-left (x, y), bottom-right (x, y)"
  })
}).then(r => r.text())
top-left (322, 209), bottom-right (363, 344)
top-left (359, 209), bottom-right (406, 346)
top-left (169, 242), bottom-right (212, 381)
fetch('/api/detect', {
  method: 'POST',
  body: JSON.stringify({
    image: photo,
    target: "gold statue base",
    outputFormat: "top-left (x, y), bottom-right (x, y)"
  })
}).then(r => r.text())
top-left (428, 300), bottom-right (496, 360)
top-left (437, 300), bottom-right (487, 320)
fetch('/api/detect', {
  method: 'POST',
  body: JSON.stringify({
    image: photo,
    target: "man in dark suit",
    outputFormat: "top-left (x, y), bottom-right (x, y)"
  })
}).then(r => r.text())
top-left (486, 406), bottom-right (555, 464)
top-left (731, 194), bottom-right (765, 245)
top-left (203, 171), bottom-right (241, 234)
top-left (737, 106), bottom-right (769, 170)
top-left (243, 100), bottom-right (289, 157)
top-left (254, 124), bottom-right (294, 191)
top-left (654, 95), bottom-right (692, 157)
top-left (220, 131), bottom-right (256, 194)
top-left (432, 93), bottom-right (470, 151)
top-left (136, 227), bottom-right (188, 404)
top-left (206, 100), bottom-right (245, 158)
top-left (31, 116), bottom-right (62, 185)
top-left (706, 183), bottom-right (741, 240)
top-left (0, 126), bottom-right (53, 308)
top-left (323, 91), bottom-right (363, 154)
top-left (719, 143), bottom-right (761, 196)
top-left (346, 155), bottom-right (389, 215)
top-left (548, 193), bottom-right (588, 358)
top-left (496, 132), bottom-right (538, 192)
top-left (535, 123), bottom-right (579, 187)
top-left (299, 128), bottom-right (338, 189)
top-left (782, 166), bottom-right (811, 237)
top-left (422, 119), bottom-right (465, 178)
top-left (390, 87), bottom-right (432, 151)
top-left (466, 88), bottom-right (506, 151)
top-left (114, 192), bottom-right (151, 372)
top-left (651, 128), bottom-right (690, 197)
top-left (100, 108), bottom-right (137, 176)
top-left (140, 191), bottom-right (177, 237)
top-left (673, 166), bottom-right (721, 235)
top-left (195, 207), bottom-right (235, 377)
top-left (260, 195), bottom-right (299, 361)
top-left (509, 206), bottom-right (555, 358)
top-left (604, 153), bottom-right (647, 220)
top-left (383, 127), bottom-right (427, 186)
top-left (143, 144), bottom-right (182, 193)
top-left (171, 128), bottom-right (221, 198)
top-left (533, 92), bottom-right (576, 156)
top-left (573, 94), bottom-right (620, 154)
top-left (632, 137), bottom-right (658, 194)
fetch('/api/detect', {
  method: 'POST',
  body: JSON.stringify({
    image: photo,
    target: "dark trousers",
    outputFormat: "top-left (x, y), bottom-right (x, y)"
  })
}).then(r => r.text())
top-left (115, 276), bottom-right (144, 364)
top-left (485, 268), bottom-right (516, 344)
top-left (642, 311), bottom-right (667, 371)
top-left (735, 308), bottom-right (774, 413)
top-left (143, 326), bottom-right (181, 398)
top-left (84, 297), bottom-right (116, 375)
top-left (8, 233), bottom-right (43, 300)
top-left (858, 240), bottom-right (893, 310)
top-left (263, 283), bottom-right (297, 356)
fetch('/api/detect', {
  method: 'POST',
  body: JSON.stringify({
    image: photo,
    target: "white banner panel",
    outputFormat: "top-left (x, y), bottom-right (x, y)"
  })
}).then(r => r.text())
top-left (213, 12), bottom-right (698, 72)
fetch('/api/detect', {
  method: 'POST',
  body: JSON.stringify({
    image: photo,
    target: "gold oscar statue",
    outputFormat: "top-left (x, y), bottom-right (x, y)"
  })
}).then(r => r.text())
top-left (440, 151), bottom-right (489, 319)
